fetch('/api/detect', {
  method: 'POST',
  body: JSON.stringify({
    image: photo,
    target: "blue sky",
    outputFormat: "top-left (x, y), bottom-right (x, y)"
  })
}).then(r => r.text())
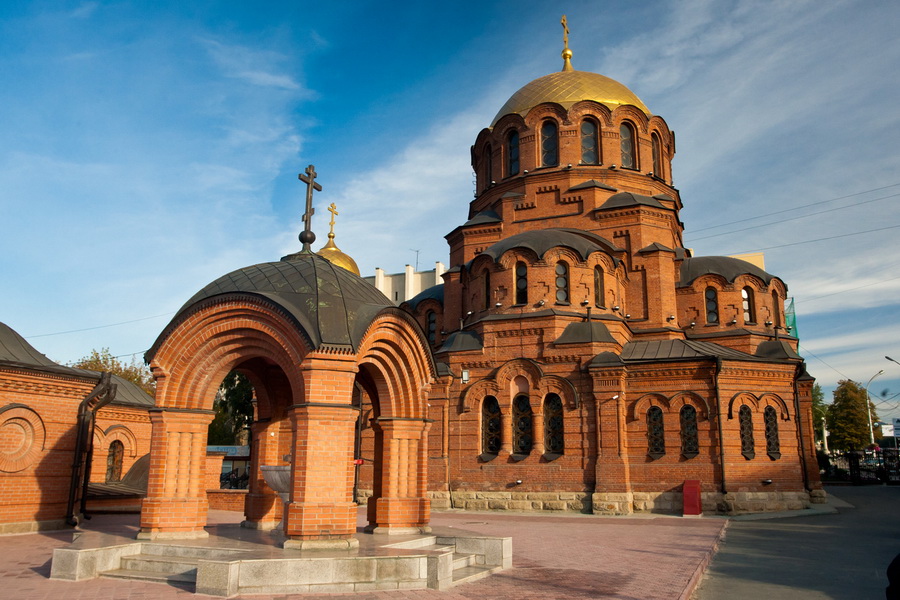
top-left (2, 1), bottom-right (900, 421)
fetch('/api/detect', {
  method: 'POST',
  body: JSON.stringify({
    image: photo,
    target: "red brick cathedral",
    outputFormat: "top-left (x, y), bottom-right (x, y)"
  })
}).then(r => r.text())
top-left (388, 39), bottom-right (824, 514)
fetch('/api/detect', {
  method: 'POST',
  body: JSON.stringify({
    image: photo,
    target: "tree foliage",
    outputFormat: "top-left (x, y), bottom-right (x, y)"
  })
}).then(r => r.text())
top-left (70, 347), bottom-right (155, 396)
top-left (208, 371), bottom-right (255, 445)
top-left (811, 383), bottom-right (826, 443)
top-left (827, 379), bottom-right (879, 451)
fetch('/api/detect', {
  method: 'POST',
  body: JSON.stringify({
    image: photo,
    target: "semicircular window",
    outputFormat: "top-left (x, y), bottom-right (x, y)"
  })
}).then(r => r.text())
top-left (647, 406), bottom-right (665, 459)
top-left (541, 121), bottom-right (559, 167)
top-left (507, 130), bottom-right (520, 176)
top-left (705, 287), bottom-right (719, 324)
top-left (739, 404), bottom-right (755, 460)
top-left (482, 396), bottom-right (501, 457)
top-left (512, 395), bottom-right (533, 455)
top-left (106, 440), bottom-right (124, 482)
top-left (680, 405), bottom-right (699, 459)
top-left (581, 119), bottom-right (599, 164)
top-left (764, 406), bottom-right (781, 460)
top-left (620, 122), bottom-right (636, 169)
top-left (544, 394), bottom-right (564, 455)
top-left (555, 261), bottom-right (570, 304)
top-left (515, 261), bottom-right (528, 305)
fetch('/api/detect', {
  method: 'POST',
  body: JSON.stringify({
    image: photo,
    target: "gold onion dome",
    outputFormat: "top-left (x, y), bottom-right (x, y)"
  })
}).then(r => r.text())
top-left (491, 16), bottom-right (650, 125)
top-left (316, 203), bottom-right (360, 275)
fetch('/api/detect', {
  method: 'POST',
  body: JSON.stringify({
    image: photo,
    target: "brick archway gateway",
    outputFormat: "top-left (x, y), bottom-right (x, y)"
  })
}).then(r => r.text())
top-left (139, 254), bottom-right (436, 547)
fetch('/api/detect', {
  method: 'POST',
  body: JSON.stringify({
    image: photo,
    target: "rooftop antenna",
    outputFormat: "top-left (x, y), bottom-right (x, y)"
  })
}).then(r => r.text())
top-left (410, 249), bottom-right (420, 272)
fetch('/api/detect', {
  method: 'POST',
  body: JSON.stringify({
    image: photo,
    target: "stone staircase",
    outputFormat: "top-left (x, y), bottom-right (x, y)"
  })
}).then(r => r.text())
top-left (395, 537), bottom-right (504, 587)
top-left (99, 544), bottom-right (247, 588)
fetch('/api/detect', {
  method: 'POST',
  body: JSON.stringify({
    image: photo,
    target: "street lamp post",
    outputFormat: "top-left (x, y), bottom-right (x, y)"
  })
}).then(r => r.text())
top-left (864, 370), bottom-right (884, 446)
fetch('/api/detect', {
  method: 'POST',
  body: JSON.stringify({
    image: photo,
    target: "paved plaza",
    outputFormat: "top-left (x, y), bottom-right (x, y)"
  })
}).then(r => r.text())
top-left (2, 486), bottom-right (892, 599)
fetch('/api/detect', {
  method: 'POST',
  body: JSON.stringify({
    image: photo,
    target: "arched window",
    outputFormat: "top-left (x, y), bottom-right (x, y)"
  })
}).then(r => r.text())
top-left (620, 122), bottom-right (636, 169)
top-left (705, 287), bottom-right (719, 324)
top-left (581, 119), bottom-right (599, 164)
top-left (482, 396), bottom-right (501, 457)
top-left (651, 132), bottom-right (662, 176)
top-left (544, 394), bottom-right (564, 455)
top-left (515, 261), bottom-right (528, 305)
top-left (555, 261), bottom-right (569, 304)
top-left (541, 120), bottom-right (559, 167)
top-left (106, 440), bottom-right (124, 482)
top-left (647, 406), bottom-right (665, 459)
top-left (680, 405), bottom-right (699, 459)
top-left (764, 406), bottom-right (781, 459)
top-left (742, 287), bottom-right (756, 323)
top-left (507, 130), bottom-right (520, 176)
top-left (512, 394), bottom-right (533, 455)
top-left (772, 291), bottom-right (782, 327)
top-left (426, 310), bottom-right (436, 345)
top-left (594, 266), bottom-right (605, 308)
top-left (483, 269), bottom-right (491, 310)
top-left (483, 144), bottom-right (493, 188)
top-left (739, 405), bottom-right (755, 459)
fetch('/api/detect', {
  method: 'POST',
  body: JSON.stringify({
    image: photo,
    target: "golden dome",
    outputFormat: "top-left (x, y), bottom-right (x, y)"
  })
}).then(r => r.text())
top-left (317, 237), bottom-right (360, 275)
top-left (315, 202), bottom-right (360, 275)
top-left (491, 69), bottom-right (650, 126)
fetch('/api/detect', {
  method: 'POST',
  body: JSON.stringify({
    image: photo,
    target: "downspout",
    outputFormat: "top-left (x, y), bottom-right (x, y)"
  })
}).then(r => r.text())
top-left (66, 372), bottom-right (116, 526)
top-left (714, 358), bottom-right (727, 496)
top-left (793, 363), bottom-right (811, 492)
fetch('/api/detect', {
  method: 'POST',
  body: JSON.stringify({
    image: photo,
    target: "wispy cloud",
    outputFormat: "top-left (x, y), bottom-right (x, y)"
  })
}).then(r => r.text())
top-left (201, 38), bottom-right (307, 93)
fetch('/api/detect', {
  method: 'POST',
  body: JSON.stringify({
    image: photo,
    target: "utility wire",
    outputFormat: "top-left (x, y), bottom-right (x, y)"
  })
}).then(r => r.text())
top-left (797, 343), bottom-right (850, 381)
top-left (25, 312), bottom-right (176, 338)
top-left (689, 182), bottom-right (900, 234)
top-left (796, 273), bottom-right (900, 304)
top-left (728, 223), bottom-right (900, 254)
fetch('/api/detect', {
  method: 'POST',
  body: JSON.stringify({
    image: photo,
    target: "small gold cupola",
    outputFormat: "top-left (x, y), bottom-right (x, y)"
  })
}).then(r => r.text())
top-left (316, 202), bottom-right (360, 275)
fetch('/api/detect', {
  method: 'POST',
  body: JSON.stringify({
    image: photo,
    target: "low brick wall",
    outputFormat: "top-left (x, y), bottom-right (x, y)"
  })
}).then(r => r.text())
top-left (207, 489), bottom-right (247, 512)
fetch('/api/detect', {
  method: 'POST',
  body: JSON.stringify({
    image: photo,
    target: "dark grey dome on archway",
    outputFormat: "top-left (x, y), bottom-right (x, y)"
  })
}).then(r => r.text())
top-left (678, 256), bottom-right (778, 288)
top-left (147, 253), bottom-right (392, 359)
top-left (476, 228), bottom-right (623, 266)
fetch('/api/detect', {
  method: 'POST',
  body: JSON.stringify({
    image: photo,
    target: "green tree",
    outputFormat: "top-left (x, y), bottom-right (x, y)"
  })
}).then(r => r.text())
top-left (70, 347), bottom-right (155, 396)
top-left (811, 383), bottom-right (827, 444)
top-left (826, 379), bottom-right (880, 451)
top-left (207, 371), bottom-right (254, 445)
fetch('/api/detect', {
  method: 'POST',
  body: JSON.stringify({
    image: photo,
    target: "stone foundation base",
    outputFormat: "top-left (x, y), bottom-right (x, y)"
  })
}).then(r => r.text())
top-left (0, 517), bottom-right (68, 535)
top-left (432, 490), bottom-right (591, 513)
top-left (136, 529), bottom-right (210, 540)
top-left (283, 537), bottom-right (360, 551)
top-left (592, 489), bottom-right (817, 515)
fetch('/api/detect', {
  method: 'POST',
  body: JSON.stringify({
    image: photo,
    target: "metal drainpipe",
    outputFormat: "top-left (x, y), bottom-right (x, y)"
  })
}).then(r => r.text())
top-left (65, 373), bottom-right (115, 526)
top-left (714, 358), bottom-right (727, 496)
top-left (793, 363), bottom-right (811, 492)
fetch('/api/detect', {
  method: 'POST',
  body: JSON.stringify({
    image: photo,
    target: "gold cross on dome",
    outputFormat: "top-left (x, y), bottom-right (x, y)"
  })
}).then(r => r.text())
top-left (327, 202), bottom-right (338, 237)
top-left (561, 15), bottom-right (570, 49)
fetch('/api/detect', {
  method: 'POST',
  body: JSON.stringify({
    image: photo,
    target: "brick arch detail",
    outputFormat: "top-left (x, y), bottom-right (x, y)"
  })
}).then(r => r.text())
top-left (538, 375), bottom-right (580, 410)
top-left (630, 393), bottom-right (670, 422)
top-left (494, 359), bottom-right (544, 397)
top-left (759, 393), bottom-right (791, 420)
top-left (96, 424), bottom-right (138, 458)
top-left (669, 392), bottom-right (710, 420)
top-left (728, 392), bottom-right (760, 418)
top-left (460, 379), bottom-right (502, 414)
top-left (568, 100), bottom-right (614, 127)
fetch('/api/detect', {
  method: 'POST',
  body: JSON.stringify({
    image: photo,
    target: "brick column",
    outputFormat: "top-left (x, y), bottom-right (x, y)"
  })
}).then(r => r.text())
top-left (282, 356), bottom-right (359, 550)
top-left (367, 418), bottom-right (431, 533)
top-left (139, 408), bottom-right (214, 539)
top-left (243, 419), bottom-right (282, 529)
top-left (532, 393), bottom-right (546, 456)
top-left (590, 367), bottom-right (633, 515)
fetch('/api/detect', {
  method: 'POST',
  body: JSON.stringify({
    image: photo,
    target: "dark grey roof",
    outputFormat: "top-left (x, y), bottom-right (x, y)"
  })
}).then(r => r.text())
top-left (404, 284), bottom-right (444, 310)
top-left (620, 339), bottom-right (771, 362)
top-left (463, 210), bottom-right (502, 227)
top-left (679, 256), bottom-right (776, 287)
top-left (652, 193), bottom-right (675, 203)
top-left (148, 253), bottom-right (393, 358)
top-left (568, 179), bottom-right (617, 192)
top-left (590, 351), bottom-right (625, 367)
top-left (436, 330), bottom-right (483, 353)
top-left (0, 322), bottom-right (154, 408)
top-left (478, 228), bottom-right (623, 265)
top-left (755, 340), bottom-right (802, 361)
top-left (597, 191), bottom-right (667, 210)
top-left (555, 321), bottom-right (616, 345)
top-left (435, 362), bottom-right (453, 378)
top-left (637, 242), bottom-right (675, 254)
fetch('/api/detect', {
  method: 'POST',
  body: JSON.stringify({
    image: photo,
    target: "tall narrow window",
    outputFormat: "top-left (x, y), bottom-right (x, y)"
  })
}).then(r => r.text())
top-left (772, 291), bottom-right (782, 328)
top-left (705, 287), bottom-right (719, 324)
top-left (515, 261), bottom-right (528, 305)
top-left (426, 310), bottom-right (436, 345)
top-left (512, 395), bottom-right (534, 455)
top-left (764, 406), bottom-right (781, 459)
top-left (106, 440), bottom-right (124, 482)
top-left (742, 287), bottom-right (756, 323)
top-left (482, 396), bottom-right (501, 457)
top-left (483, 269), bottom-right (491, 310)
top-left (544, 394), bottom-right (564, 455)
top-left (483, 144), bottom-right (493, 188)
top-left (555, 261), bottom-right (569, 304)
top-left (651, 132), bottom-right (662, 176)
top-left (507, 130), bottom-right (520, 176)
top-left (647, 406), bottom-right (665, 459)
top-left (594, 266), bottom-right (605, 308)
top-left (739, 405), bottom-right (755, 459)
top-left (680, 405), bottom-right (699, 459)
top-left (541, 121), bottom-right (559, 167)
top-left (581, 119), bottom-right (599, 164)
top-left (620, 122), bottom-right (636, 169)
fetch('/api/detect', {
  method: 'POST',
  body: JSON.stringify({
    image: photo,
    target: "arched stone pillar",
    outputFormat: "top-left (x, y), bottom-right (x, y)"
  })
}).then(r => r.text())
top-left (366, 417), bottom-right (431, 533)
top-left (138, 408), bottom-right (214, 539)
top-left (282, 354), bottom-right (360, 549)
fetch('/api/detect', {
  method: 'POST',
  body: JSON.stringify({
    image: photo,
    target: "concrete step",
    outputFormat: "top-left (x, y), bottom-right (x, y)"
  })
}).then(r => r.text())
top-left (139, 544), bottom-right (245, 560)
top-left (451, 564), bottom-right (497, 585)
top-left (415, 543), bottom-right (454, 554)
top-left (120, 553), bottom-right (199, 576)
top-left (452, 552), bottom-right (477, 569)
top-left (100, 568), bottom-right (195, 585)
